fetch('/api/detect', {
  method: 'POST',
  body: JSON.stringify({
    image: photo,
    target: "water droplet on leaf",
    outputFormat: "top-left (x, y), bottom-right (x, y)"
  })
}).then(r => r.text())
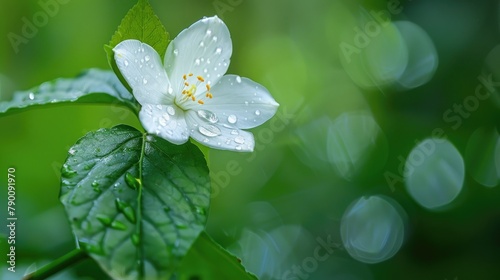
top-left (28, 92), bottom-right (35, 100)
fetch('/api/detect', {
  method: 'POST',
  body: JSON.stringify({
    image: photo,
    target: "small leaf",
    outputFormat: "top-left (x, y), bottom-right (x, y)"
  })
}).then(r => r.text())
top-left (0, 69), bottom-right (139, 117)
top-left (60, 125), bottom-right (210, 280)
top-left (175, 232), bottom-right (258, 280)
top-left (105, 0), bottom-right (169, 89)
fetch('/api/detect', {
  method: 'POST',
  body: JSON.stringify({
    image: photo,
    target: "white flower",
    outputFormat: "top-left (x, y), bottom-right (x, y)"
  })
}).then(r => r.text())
top-left (113, 16), bottom-right (279, 152)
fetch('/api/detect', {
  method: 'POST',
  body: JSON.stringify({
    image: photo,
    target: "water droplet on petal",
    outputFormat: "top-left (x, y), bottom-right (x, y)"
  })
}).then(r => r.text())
top-left (195, 58), bottom-right (201, 65)
top-left (235, 146), bottom-right (242, 151)
top-left (212, 36), bottom-right (218, 42)
top-left (197, 110), bottom-right (219, 123)
top-left (143, 78), bottom-right (148, 85)
top-left (203, 138), bottom-right (209, 143)
top-left (255, 110), bottom-right (261, 116)
top-left (167, 87), bottom-right (173, 94)
top-left (173, 49), bottom-right (179, 56)
top-left (244, 101), bottom-right (249, 106)
top-left (28, 92), bottom-right (35, 100)
top-left (227, 114), bottom-right (237, 124)
top-left (230, 130), bottom-right (239, 135)
top-left (124, 60), bottom-right (129, 67)
top-left (199, 125), bottom-right (222, 137)
top-left (159, 117), bottom-right (167, 126)
top-left (199, 41), bottom-right (205, 47)
top-left (215, 47), bottom-right (222, 54)
top-left (236, 76), bottom-right (242, 83)
top-left (145, 55), bottom-right (150, 62)
top-left (167, 106), bottom-right (175, 115)
top-left (156, 104), bottom-right (163, 110)
top-left (68, 148), bottom-right (76, 155)
top-left (206, 29), bottom-right (212, 35)
top-left (234, 136), bottom-right (245, 144)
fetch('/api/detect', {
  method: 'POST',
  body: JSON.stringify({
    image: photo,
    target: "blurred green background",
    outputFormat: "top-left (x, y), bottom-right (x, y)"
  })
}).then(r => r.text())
top-left (1, 0), bottom-right (500, 279)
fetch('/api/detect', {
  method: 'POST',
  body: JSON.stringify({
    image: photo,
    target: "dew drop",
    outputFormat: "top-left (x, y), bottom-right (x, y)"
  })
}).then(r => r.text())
top-left (131, 234), bottom-right (140, 246)
top-left (61, 164), bottom-right (77, 178)
top-left (68, 148), bottom-right (76, 155)
top-left (28, 92), bottom-right (35, 100)
top-left (111, 220), bottom-right (127, 231)
top-left (212, 36), bottom-right (218, 42)
top-left (215, 47), bottom-right (222, 54)
top-left (204, 68), bottom-right (208, 73)
top-left (236, 146), bottom-right (243, 151)
top-left (162, 113), bottom-right (170, 121)
top-left (199, 41), bottom-right (205, 47)
top-left (159, 117), bottom-right (167, 126)
top-left (227, 114), bottom-right (237, 124)
top-left (236, 76), bottom-right (242, 83)
top-left (230, 129), bottom-right (239, 135)
top-left (125, 172), bottom-right (140, 190)
top-left (145, 55), bottom-right (150, 62)
top-left (167, 87), bottom-right (173, 94)
top-left (167, 106), bottom-right (176, 115)
top-left (199, 125), bottom-right (222, 137)
top-left (156, 104), bottom-right (163, 110)
top-left (173, 49), bottom-right (179, 56)
top-left (234, 136), bottom-right (245, 144)
top-left (197, 109), bottom-right (219, 123)
top-left (206, 29), bottom-right (212, 35)
top-left (203, 138), bottom-right (209, 143)
top-left (255, 110), bottom-right (261, 116)
top-left (195, 58), bottom-right (201, 65)
top-left (195, 206), bottom-right (206, 215)
top-left (91, 181), bottom-right (99, 187)
top-left (122, 207), bottom-right (136, 223)
top-left (142, 78), bottom-right (148, 85)
top-left (124, 60), bottom-right (129, 67)
top-left (96, 214), bottom-right (112, 226)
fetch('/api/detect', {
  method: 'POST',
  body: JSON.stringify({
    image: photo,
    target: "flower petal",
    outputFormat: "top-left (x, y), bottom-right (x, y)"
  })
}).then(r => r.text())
top-left (139, 104), bottom-right (189, 144)
top-left (185, 110), bottom-right (255, 152)
top-left (184, 75), bottom-right (279, 129)
top-left (164, 16), bottom-right (232, 98)
top-left (114, 39), bottom-right (173, 105)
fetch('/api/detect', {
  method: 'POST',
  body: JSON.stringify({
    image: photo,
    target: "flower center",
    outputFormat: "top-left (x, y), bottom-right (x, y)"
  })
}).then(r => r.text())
top-left (178, 73), bottom-right (213, 106)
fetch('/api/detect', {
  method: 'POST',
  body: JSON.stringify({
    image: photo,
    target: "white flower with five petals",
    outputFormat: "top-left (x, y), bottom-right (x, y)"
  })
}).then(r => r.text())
top-left (113, 16), bottom-right (279, 152)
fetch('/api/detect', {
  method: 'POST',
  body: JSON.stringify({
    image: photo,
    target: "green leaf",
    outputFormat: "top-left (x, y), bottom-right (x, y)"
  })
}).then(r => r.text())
top-left (175, 232), bottom-right (258, 280)
top-left (104, 0), bottom-right (169, 90)
top-left (0, 69), bottom-right (139, 117)
top-left (60, 125), bottom-right (210, 280)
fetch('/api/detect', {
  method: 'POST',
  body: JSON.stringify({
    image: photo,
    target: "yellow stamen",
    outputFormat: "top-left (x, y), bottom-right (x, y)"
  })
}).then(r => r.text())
top-left (206, 84), bottom-right (211, 91)
top-left (197, 76), bottom-right (205, 82)
top-left (198, 100), bottom-right (204, 105)
top-left (188, 73), bottom-right (193, 77)
top-left (183, 74), bottom-right (187, 80)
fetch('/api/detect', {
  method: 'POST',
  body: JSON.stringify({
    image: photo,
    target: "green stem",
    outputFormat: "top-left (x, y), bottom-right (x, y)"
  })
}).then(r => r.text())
top-left (23, 249), bottom-right (88, 280)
